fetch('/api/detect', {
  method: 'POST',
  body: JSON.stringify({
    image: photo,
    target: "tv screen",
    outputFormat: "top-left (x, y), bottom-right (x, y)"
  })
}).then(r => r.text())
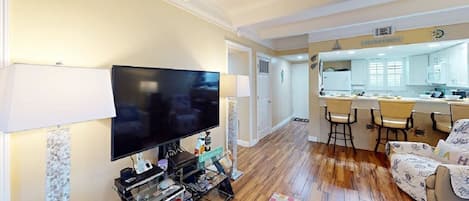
top-left (111, 65), bottom-right (220, 161)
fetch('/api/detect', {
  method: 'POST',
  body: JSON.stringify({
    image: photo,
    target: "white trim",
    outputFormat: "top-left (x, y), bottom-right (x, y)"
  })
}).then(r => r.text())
top-left (163, 0), bottom-right (274, 49)
top-left (225, 40), bottom-right (256, 148)
top-left (0, 0), bottom-right (10, 200)
top-left (236, 139), bottom-right (250, 147)
top-left (272, 115), bottom-right (293, 133)
top-left (237, 138), bottom-right (259, 147)
top-left (308, 136), bottom-right (318, 142)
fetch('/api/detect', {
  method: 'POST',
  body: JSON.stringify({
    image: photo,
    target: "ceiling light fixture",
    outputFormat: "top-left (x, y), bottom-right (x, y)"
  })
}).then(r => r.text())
top-left (378, 53), bottom-right (385, 56)
top-left (297, 55), bottom-right (304, 60)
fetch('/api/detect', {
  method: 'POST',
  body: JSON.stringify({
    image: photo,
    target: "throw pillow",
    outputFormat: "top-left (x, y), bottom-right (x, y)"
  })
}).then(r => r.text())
top-left (434, 140), bottom-right (468, 165)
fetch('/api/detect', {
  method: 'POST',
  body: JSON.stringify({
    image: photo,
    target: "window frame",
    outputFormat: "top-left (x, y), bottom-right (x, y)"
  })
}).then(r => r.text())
top-left (366, 58), bottom-right (406, 91)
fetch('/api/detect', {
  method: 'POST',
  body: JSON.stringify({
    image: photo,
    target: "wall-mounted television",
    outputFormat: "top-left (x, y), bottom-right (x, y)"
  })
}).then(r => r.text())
top-left (111, 65), bottom-right (220, 161)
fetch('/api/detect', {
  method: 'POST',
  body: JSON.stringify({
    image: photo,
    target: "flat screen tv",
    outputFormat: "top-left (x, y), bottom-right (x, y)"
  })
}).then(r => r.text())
top-left (111, 65), bottom-right (220, 161)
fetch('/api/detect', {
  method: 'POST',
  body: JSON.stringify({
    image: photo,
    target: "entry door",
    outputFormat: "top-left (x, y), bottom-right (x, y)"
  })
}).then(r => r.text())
top-left (257, 57), bottom-right (272, 139)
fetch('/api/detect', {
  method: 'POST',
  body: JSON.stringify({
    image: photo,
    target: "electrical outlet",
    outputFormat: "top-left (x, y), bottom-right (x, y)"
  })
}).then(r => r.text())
top-left (415, 129), bottom-right (425, 136)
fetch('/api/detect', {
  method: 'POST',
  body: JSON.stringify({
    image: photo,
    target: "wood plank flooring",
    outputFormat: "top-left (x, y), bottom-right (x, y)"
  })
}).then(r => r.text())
top-left (229, 121), bottom-right (413, 201)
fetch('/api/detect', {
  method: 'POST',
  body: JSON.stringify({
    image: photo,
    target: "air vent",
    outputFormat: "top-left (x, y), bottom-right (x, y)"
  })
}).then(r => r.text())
top-left (374, 26), bottom-right (393, 37)
top-left (259, 60), bottom-right (269, 73)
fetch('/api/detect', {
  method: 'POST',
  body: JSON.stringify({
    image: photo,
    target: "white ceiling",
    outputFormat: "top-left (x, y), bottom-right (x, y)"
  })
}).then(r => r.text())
top-left (320, 39), bottom-right (467, 61)
top-left (279, 53), bottom-right (309, 63)
top-left (164, 0), bottom-right (469, 50)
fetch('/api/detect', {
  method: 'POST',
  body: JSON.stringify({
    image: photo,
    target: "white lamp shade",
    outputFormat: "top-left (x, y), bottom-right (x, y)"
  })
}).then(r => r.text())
top-left (0, 64), bottom-right (116, 133)
top-left (220, 74), bottom-right (250, 98)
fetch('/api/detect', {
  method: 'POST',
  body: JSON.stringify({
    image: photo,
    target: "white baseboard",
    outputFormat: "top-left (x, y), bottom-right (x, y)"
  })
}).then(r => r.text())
top-left (272, 115), bottom-right (293, 132)
top-left (237, 139), bottom-right (250, 147)
top-left (237, 138), bottom-right (259, 147)
top-left (308, 136), bottom-right (318, 142)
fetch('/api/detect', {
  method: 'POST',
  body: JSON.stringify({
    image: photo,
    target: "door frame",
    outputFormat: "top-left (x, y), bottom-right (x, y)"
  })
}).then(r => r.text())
top-left (225, 40), bottom-right (255, 147)
top-left (0, 0), bottom-right (10, 200)
top-left (256, 52), bottom-right (273, 140)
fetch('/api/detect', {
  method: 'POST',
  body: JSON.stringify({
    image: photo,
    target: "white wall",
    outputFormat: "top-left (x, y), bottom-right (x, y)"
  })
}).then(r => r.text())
top-left (270, 58), bottom-right (293, 126)
top-left (228, 50), bottom-right (251, 142)
top-left (291, 63), bottom-right (309, 119)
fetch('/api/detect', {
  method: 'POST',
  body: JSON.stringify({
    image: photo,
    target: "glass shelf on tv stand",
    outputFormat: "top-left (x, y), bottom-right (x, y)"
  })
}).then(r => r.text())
top-left (113, 179), bottom-right (185, 201)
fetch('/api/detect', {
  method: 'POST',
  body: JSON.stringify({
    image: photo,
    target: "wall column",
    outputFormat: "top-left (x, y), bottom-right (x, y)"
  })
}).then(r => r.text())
top-left (0, 0), bottom-right (10, 200)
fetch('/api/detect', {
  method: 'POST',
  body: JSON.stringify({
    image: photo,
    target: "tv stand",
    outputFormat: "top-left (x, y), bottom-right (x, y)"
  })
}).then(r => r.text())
top-left (114, 165), bottom-right (164, 193)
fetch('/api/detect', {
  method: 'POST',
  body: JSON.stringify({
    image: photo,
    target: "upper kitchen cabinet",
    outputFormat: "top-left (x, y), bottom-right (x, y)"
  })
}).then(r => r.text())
top-left (427, 43), bottom-right (468, 86)
top-left (428, 50), bottom-right (448, 84)
top-left (407, 55), bottom-right (429, 85)
top-left (351, 60), bottom-right (368, 85)
top-left (446, 43), bottom-right (468, 87)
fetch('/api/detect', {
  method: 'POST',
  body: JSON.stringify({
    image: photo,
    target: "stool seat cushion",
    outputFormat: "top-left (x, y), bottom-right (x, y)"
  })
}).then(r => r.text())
top-left (436, 121), bottom-right (452, 133)
top-left (374, 116), bottom-right (408, 129)
top-left (327, 114), bottom-right (354, 123)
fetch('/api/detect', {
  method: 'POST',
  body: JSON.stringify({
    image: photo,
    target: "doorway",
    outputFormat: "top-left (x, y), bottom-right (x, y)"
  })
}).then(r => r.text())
top-left (257, 55), bottom-right (272, 139)
top-left (225, 40), bottom-right (254, 147)
top-left (291, 63), bottom-right (309, 120)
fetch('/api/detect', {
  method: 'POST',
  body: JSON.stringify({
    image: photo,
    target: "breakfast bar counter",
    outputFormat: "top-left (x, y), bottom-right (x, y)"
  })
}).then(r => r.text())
top-left (317, 96), bottom-right (469, 152)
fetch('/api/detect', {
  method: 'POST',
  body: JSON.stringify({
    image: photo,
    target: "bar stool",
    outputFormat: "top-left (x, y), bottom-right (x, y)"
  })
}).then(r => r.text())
top-left (324, 98), bottom-right (357, 152)
top-left (371, 99), bottom-right (415, 152)
top-left (431, 102), bottom-right (469, 133)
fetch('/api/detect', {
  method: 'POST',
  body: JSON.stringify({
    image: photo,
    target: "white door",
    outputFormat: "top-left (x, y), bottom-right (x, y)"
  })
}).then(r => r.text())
top-left (291, 63), bottom-right (309, 119)
top-left (257, 57), bottom-right (272, 139)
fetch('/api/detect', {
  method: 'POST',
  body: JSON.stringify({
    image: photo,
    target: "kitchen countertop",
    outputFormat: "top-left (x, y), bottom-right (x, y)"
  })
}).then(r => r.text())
top-left (319, 95), bottom-right (469, 114)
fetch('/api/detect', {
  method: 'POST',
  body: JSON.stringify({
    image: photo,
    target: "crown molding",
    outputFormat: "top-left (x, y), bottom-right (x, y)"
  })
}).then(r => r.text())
top-left (163, 0), bottom-right (274, 50)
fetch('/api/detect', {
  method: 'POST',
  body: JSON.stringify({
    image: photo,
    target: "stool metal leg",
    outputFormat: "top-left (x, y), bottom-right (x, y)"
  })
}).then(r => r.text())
top-left (401, 129), bottom-right (408, 141)
top-left (348, 124), bottom-right (356, 152)
top-left (327, 122), bottom-right (333, 145)
top-left (343, 124), bottom-right (347, 148)
top-left (374, 126), bottom-right (382, 152)
top-left (333, 124), bottom-right (337, 152)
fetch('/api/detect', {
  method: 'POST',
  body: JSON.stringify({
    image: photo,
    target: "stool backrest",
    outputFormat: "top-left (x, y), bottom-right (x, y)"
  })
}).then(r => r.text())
top-left (450, 103), bottom-right (469, 123)
top-left (378, 99), bottom-right (415, 119)
top-left (325, 98), bottom-right (352, 115)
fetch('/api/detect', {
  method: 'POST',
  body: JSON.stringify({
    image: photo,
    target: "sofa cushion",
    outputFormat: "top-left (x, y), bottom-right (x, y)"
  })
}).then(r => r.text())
top-left (391, 154), bottom-right (441, 201)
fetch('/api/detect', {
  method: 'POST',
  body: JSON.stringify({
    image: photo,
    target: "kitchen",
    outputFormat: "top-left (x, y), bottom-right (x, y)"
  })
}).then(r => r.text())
top-left (317, 39), bottom-right (469, 151)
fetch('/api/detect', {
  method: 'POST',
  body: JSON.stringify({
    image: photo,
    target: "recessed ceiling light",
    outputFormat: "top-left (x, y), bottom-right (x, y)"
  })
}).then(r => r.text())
top-left (347, 51), bottom-right (355, 54)
top-left (428, 43), bottom-right (441, 48)
top-left (378, 53), bottom-right (385, 56)
top-left (297, 55), bottom-right (304, 59)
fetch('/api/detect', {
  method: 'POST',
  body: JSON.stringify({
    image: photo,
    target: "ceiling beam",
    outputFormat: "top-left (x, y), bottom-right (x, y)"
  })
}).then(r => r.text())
top-left (258, 0), bottom-right (469, 39)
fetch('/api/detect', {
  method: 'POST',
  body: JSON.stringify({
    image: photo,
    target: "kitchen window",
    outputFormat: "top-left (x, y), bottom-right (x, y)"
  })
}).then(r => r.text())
top-left (368, 59), bottom-right (405, 90)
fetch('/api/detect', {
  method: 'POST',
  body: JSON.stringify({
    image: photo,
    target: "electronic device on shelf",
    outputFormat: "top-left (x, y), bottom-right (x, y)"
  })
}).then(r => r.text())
top-left (110, 65), bottom-right (220, 162)
top-left (115, 165), bottom-right (164, 193)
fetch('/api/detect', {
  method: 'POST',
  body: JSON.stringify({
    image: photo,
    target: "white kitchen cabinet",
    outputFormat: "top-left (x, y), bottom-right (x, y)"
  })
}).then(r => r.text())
top-left (446, 43), bottom-right (468, 87)
top-left (351, 60), bottom-right (368, 85)
top-left (407, 54), bottom-right (429, 85)
top-left (428, 50), bottom-right (448, 84)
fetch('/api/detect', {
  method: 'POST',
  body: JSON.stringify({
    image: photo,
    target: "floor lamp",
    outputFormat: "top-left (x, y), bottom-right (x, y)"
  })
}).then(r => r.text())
top-left (0, 63), bottom-right (116, 201)
top-left (221, 74), bottom-right (250, 180)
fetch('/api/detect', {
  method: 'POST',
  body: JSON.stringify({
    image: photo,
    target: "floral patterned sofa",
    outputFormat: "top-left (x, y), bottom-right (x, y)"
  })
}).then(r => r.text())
top-left (386, 119), bottom-right (469, 201)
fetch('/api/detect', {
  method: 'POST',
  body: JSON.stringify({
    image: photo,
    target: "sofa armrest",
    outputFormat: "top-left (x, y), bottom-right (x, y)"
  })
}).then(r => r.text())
top-left (386, 141), bottom-right (434, 158)
top-left (433, 165), bottom-right (468, 201)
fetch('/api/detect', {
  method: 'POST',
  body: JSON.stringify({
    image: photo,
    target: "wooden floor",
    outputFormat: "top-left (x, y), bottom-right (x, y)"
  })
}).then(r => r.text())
top-left (229, 121), bottom-right (413, 201)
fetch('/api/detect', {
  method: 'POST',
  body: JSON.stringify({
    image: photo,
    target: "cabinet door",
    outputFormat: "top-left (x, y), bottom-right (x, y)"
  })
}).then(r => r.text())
top-left (446, 43), bottom-right (468, 87)
top-left (428, 52), bottom-right (446, 84)
top-left (351, 60), bottom-right (367, 85)
top-left (407, 55), bottom-right (428, 85)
